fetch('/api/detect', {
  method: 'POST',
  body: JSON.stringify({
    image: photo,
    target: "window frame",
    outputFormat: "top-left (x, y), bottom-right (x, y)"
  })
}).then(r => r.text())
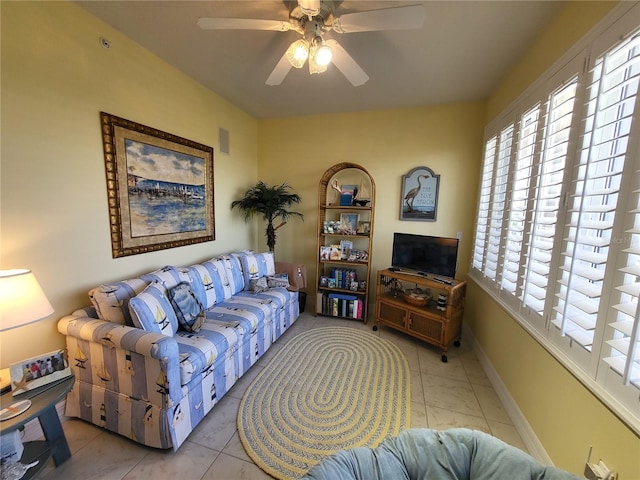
top-left (469, 2), bottom-right (640, 435)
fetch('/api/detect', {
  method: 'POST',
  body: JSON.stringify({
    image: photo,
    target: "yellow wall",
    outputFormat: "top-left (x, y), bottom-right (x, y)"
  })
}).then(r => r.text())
top-left (2, 1), bottom-right (638, 477)
top-left (467, 1), bottom-right (640, 478)
top-left (258, 103), bottom-right (485, 309)
top-left (0, 1), bottom-right (259, 366)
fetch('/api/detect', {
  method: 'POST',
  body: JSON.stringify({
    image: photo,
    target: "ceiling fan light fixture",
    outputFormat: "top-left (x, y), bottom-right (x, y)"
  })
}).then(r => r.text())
top-left (286, 39), bottom-right (309, 68)
top-left (308, 44), bottom-right (327, 74)
top-left (314, 43), bottom-right (332, 67)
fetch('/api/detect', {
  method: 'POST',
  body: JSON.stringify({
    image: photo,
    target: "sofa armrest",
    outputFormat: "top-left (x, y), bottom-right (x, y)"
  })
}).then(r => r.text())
top-left (275, 261), bottom-right (307, 291)
top-left (58, 314), bottom-right (182, 404)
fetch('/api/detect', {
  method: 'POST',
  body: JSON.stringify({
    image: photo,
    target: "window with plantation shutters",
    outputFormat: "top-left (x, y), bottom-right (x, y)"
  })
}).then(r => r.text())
top-left (469, 4), bottom-right (640, 433)
top-left (472, 137), bottom-right (497, 272)
top-left (599, 30), bottom-right (640, 394)
top-left (501, 107), bottom-right (540, 296)
top-left (484, 126), bottom-right (513, 281)
top-left (524, 80), bottom-right (579, 316)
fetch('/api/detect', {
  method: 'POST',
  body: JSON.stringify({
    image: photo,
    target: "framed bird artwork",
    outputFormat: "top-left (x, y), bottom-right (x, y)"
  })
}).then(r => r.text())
top-left (400, 166), bottom-right (440, 221)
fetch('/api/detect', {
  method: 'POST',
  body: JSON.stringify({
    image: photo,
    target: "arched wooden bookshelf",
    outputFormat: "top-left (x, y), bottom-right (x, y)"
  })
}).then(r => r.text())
top-left (315, 163), bottom-right (376, 322)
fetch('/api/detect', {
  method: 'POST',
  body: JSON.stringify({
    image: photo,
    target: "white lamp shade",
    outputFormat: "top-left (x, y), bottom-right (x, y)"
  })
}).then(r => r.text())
top-left (0, 269), bottom-right (54, 331)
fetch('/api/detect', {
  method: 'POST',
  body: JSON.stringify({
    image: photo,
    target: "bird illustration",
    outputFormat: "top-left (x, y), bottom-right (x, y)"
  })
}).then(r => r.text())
top-left (404, 175), bottom-right (428, 211)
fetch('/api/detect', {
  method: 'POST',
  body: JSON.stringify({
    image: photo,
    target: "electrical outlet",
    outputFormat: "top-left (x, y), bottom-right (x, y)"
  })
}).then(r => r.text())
top-left (584, 460), bottom-right (617, 480)
top-left (584, 447), bottom-right (617, 480)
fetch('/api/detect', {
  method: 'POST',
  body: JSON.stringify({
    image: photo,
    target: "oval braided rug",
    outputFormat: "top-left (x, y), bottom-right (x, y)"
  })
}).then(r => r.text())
top-left (237, 326), bottom-right (410, 479)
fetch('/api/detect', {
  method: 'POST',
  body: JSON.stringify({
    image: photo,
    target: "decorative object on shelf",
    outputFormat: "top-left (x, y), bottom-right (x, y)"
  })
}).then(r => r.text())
top-left (0, 458), bottom-right (39, 480)
top-left (231, 181), bottom-right (303, 252)
top-left (100, 112), bottom-right (215, 258)
top-left (437, 293), bottom-right (448, 312)
top-left (340, 184), bottom-right (358, 206)
top-left (353, 181), bottom-right (371, 207)
top-left (357, 221), bottom-right (371, 234)
top-left (340, 240), bottom-right (353, 259)
top-left (340, 213), bottom-right (359, 235)
top-left (400, 166), bottom-right (440, 222)
top-left (402, 287), bottom-right (431, 307)
top-left (9, 350), bottom-right (71, 396)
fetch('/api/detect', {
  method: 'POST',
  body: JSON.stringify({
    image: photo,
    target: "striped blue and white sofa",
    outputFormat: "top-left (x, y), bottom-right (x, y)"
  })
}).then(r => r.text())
top-left (57, 252), bottom-right (305, 450)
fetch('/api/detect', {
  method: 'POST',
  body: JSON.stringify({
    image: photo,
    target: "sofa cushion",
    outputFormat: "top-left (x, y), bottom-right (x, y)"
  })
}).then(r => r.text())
top-left (89, 279), bottom-right (148, 326)
top-left (140, 266), bottom-right (189, 290)
top-left (129, 282), bottom-right (179, 336)
top-left (168, 282), bottom-right (205, 333)
top-left (174, 315), bottom-right (246, 386)
top-left (188, 260), bottom-right (228, 309)
top-left (214, 255), bottom-right (245, 297)
top-left (238, 252), bottom-right (276, 291)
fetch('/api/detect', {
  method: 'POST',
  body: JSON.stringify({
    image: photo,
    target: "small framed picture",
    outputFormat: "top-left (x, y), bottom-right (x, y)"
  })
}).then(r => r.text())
top-left (319, 276), bottom-right (329, 287)
top-left (328, 278), bottom-right (337, 288)
top-left (357, 221), bottom-right (371, 234)
top-left (319, 246), bottom-right (331, 260)
top-left (340, 213), bottom-right (359, 235)
top-left (350, 281), bottom-right (359, 291)
top-left (10, 349), bottom-right (71, 396)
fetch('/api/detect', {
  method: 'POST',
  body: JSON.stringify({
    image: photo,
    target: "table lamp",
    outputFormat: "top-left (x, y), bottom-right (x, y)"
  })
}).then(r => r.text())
top-left (0, 269), bottom-right (54, 415)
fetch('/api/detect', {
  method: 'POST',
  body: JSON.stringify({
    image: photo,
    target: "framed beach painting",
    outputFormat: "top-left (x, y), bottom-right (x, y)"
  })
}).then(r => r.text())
top-left (100, 112), bottom-right (215, 257)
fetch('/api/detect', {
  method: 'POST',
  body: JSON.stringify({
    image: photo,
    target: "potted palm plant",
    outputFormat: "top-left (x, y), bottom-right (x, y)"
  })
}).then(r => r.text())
top-left (231, 181), bottom-right (303, 252)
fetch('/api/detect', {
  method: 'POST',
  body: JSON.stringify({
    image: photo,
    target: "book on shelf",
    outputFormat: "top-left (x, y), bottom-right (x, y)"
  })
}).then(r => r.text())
top-left (316, 292), bottom-right (363, 320)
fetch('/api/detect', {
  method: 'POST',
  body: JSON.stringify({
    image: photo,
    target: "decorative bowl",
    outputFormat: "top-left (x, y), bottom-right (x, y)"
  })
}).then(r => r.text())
top-left (402, 288), bottom-right (431, 307)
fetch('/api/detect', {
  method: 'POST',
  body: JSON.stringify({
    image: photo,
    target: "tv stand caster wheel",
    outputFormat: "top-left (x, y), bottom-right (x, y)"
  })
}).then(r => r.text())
top-left (454, 340), bottom-right (461, 347)
top-left (372, 325), bottom-right (378, 331)
top-left (441, 354), bottom-right (448, 363)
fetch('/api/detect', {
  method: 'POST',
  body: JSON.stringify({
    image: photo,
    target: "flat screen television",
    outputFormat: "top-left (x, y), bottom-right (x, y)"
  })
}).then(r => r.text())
top-left (391, 233), bottom-right (459, 278)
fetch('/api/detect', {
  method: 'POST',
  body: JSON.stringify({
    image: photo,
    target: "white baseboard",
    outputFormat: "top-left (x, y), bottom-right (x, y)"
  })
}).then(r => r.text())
top-left (462, 323), bottom-right (553, 465)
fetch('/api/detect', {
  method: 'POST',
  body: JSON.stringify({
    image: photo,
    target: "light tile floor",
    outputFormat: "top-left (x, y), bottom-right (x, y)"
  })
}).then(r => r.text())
top-left (39, 313), bottom-right (527, 480)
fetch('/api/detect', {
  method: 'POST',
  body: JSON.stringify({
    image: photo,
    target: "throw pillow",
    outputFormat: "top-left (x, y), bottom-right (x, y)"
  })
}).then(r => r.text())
top-left (129, 282), bottom-right (179, 336)
top-left (250, 277), bottom-right (269, 293)
top-left (168, 282), bottom-right (205, 333)
top-left (267, 273), bottom-right (290, 289)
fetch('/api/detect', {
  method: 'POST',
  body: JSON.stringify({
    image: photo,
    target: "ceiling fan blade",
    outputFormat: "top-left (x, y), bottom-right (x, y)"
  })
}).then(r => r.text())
top-left (325, 39), bottom-right (369, 87)
top-left (332, 5), bottom-right (425, 34)
top-left (197, 17), bottom-right (293, 32)
top-left (266, 52), bottom-right (293, 86)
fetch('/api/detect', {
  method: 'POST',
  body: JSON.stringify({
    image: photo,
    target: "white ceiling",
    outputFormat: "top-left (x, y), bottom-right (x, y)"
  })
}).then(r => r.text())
top-left (78, 1), bottom-right (564, 118)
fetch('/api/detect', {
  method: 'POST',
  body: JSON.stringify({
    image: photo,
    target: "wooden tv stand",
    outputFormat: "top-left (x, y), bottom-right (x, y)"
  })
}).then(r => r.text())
top-left (374, 269), bottom-right (466, 362)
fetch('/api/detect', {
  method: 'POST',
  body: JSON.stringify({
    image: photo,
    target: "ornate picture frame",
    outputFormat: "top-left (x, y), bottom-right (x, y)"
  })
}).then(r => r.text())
top-left (400, 166), bottom-right (440, 221)
top-left (100, 112), bottom-right (215, 257)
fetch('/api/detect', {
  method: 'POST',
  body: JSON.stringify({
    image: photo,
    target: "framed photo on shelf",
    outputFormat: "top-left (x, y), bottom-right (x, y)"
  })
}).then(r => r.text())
top-left (319, 276), bottom-right (329, 287)
top-left (340, 213), bottom-right (359, 235)
top-left (357, 221), bottom-right (370, 234)
top-left (319, 246), bottom-right (331, 260)
top-left (10, 349), bottom-right (71, 395)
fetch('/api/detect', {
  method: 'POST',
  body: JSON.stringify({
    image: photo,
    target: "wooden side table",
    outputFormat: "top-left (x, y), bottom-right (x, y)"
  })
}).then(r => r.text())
top-left (0, 375), bottom-right (74, 478)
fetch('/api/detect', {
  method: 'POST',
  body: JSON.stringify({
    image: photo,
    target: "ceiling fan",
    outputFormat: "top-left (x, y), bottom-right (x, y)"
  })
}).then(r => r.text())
top-left (196, 0), bottom-right (426, 86)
